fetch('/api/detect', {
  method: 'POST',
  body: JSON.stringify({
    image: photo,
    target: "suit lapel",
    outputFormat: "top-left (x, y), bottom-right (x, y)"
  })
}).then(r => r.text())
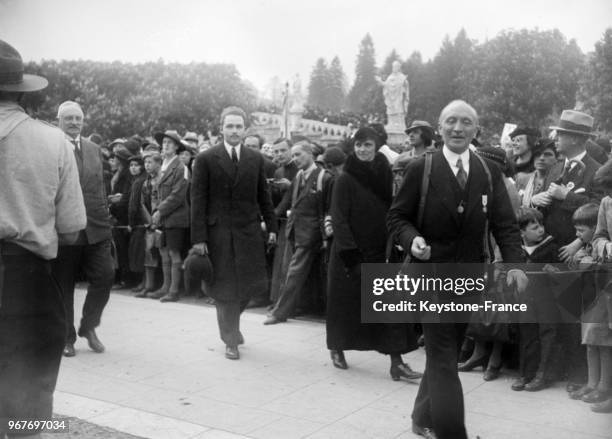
top-left (463, 152), bottom-right (489, 220)
top-left (429, 152), bottom-right (461, 226)
top-left (159, 156), bottom-right (179, 185)
top-left (234, 145), bottom-right (252, 187)
top-left (213, 145), bottom-right (237, 181)
top-left (294, 167), bottom-right (320, 206)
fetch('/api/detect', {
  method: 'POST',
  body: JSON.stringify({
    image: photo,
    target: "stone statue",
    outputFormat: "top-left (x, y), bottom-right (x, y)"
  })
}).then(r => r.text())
top-left (376, 61), bottom-right (409, 131)
top-left (290, 74), bottom-right (304, 113)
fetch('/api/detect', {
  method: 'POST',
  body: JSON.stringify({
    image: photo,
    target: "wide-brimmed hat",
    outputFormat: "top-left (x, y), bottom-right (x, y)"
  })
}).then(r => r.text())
top-left (550, 110), bottom-right (596, 138)
top-left (184, 251), bottom-right (214, 293)
top-left (0, 40), bottom-right (48, 92)
top-left (108, 138), bottom-right (126, 149)
top-left (405, 120), bottom-right (434, 135)
top-left (154, 130), bottom-right (185, 152)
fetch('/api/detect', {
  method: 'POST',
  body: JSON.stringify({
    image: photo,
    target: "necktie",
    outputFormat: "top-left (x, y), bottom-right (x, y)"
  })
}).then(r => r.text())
top-left (71, 139), bottom-right (79, 151)
top-left (456, 158), bottom-right (467, 189)
top-left (562, 160), bottom-right (572, 180)
top-left (231, 146), bottom-right (238, 164)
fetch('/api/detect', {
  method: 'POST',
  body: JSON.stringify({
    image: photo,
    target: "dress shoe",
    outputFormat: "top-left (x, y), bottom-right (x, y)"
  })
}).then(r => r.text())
top-left (147, 289), bottom-right (167, 299)
top-left (524, 373), bottom-right (548, 392)
top-left (225, 345), bottom-right (239, 360)
top-left (330, 350), bottom-right (348, 370)
top-left (591, 398), bottom-right (612, 413)
top-left (79, 329), bottom-right (105, 353)
top-left (511, 376), bottom-right (529, 391)
top-left (111, 282), bottom-right (126, 291)
top-left (390, 363), bottom-right (423, 381)
top-left (458, 355), bottom-right (488, 372)
top-left (263, 315), bottom-right (286, 325)
top-left (160, 292), bottom-right (180, 302)
top-left (412, 422), bottom-right (437, 439)
top-left (63, 343), bottom-right (75, 357)
top-left (569, 385), bottom-right (595, 400)
top-left (566, 381), bottom-right (584, 393)
top-left (483, 365), bottom-right (502, 381)
top-left (582, 389), bottom-right (611, 404)
top-left (203, 297), bottom-right (216, 305)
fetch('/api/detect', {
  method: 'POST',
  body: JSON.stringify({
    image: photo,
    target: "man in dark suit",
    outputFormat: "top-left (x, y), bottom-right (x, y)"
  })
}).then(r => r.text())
top-left (532, 109), bottom-right (603, 392)
top-left (191, 106), bottom-right (277, 360)
top-left (263, 140), bottom-right (333, 324)
top-left (388, 100), bottom-right (526, 439)
top-left (53, 101), bottom-right (115, 357)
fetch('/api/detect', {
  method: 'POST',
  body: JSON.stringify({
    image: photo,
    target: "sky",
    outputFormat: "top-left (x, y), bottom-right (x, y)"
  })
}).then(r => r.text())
top-left (1, 0), bottom-right (611, 95)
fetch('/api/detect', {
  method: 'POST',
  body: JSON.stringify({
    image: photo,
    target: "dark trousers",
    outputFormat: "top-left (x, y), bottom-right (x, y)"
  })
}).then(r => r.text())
top-left (518, 323), bottom-right (557, 380)
top-left (557, 322), bottom-right (587, 383)
top-left (412, 322), bottom-right (468, 439)
top-left (216, 299), bottom-right (249, 347)
top-left (271, 243), bottom-right (318, 320)
top-left (52, 240), bottom-right (114, 344)
top-left (0, 249), bottom-right (65, 433)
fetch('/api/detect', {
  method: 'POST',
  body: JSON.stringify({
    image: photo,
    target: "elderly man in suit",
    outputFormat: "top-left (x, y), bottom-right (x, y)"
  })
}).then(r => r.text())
top-left (52, 101), bottom-right (115, 358)
top-left (263, 139), bottom-right (333, 325)
top-left (388, 100), bottom-right (526, 439)
top-left (191, 106), bottom-right (277, 360)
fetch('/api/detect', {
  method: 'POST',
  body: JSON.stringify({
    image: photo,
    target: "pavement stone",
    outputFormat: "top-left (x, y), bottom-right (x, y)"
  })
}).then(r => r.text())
top-left (50, 289), bottom-right (612, 439)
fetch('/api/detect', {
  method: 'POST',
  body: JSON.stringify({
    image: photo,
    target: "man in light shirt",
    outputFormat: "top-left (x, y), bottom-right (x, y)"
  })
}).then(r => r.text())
top-left (0, 39), bottom-right (86, 439)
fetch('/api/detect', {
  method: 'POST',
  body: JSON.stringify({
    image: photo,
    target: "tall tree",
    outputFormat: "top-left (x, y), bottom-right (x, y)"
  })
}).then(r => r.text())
top-left (327, 56), bottom-right (347, 112)
top-left (347, 33), bottom-right (379, 114)
top-left (402, 51), bottom-right (435, 124)
top-left (307, 57), bottom-right (329, 109)
top-left (458, 28), bottom-right (584, 132)
top-left (578, 28), bottom-right (612, 132)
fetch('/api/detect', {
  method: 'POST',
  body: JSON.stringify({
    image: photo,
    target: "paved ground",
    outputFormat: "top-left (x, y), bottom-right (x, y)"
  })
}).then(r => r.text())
top-left (51, 289), bottom-right (612, 439)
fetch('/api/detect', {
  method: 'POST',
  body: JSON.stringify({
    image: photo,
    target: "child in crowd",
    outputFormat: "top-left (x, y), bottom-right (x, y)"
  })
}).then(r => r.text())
top-left (135, 152), bottom-right (162, 298)
top-left (127, 155), bottom-right (148, 292)
top-left (573, 163), bottom-right (612, 413)
top-left (512, 208), bottom-right (559, 392)
top-left (568, 203), bottom-right (599, 269)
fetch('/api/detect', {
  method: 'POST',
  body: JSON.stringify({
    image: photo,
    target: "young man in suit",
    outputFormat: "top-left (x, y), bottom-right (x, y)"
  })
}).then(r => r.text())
top-left (191, 106), bottom-right (277, 360)
top-left (388, 100), bottom-right (526, 439)
top-left (52, 101), bottom-right (115, 357)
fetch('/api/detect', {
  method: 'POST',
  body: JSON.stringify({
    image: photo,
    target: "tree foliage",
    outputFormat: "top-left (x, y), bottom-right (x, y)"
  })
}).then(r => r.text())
top-left (578, 28), bottom-right (612, 132)
top-left (347, 33), bottom-right (379, 114)
top-left (458, 29), bottom-right (584, 132)
top-left (307, 58), bottom-right (329, 110)
top-left (23, 59), bottom-right (257, 140)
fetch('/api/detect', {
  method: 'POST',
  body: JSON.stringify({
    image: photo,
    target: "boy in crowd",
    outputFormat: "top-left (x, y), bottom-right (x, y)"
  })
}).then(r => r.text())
top-left (513, 208), bottom-right (560, 391)
top-left (568, 203), bottom-right (599, 269)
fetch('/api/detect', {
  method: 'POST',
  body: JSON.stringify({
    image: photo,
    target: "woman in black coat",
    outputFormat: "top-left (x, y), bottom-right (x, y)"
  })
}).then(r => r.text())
top-left (326, 127), bottom-right (422, 381)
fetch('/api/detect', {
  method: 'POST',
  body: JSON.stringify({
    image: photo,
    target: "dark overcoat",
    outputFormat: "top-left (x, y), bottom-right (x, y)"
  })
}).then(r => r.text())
top-left (542, 154), bottom-right (602, 246)
top-left (191, 144), bottom-right (277, 301)
top-left (326, 153), bottom-right (418, 353)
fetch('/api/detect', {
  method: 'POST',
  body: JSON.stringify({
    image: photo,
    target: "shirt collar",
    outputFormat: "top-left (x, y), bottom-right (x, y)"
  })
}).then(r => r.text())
top-left (442, 145), bottom-right (470, 168)
top-left (565, 150), bottom-right (587, 166)
top-left (224, 141), bottom-right (241, 158)
top-left (302, 162), bottom-right (317, 179)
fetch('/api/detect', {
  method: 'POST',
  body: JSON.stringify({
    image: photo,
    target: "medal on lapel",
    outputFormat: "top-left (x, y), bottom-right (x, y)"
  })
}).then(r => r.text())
top-left (457, 201), bottom-right (464, 214)
top-left (482, 194), bottom-right (488, 214)
top-left (567, 182), bottom-right (575, 191)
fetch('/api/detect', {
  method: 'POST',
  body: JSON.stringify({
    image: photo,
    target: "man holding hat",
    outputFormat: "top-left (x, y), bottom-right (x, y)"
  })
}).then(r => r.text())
top-left (0, 39), bottom-right (86, 438)
top-left (191, 106), bottom-right (277, 360)
top-left (52, 100), bottom-right (115, 358)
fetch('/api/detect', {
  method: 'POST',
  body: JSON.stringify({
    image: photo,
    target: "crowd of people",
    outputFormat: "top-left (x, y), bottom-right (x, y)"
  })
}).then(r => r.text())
top-left (2, 37), bottom-right (612, 439)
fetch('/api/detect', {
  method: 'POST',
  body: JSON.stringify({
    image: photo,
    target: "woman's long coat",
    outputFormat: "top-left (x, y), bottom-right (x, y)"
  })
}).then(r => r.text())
top-left (191, 144), bottom-right (277, 302)
top-left (326, 157), bottom-right (417, 354)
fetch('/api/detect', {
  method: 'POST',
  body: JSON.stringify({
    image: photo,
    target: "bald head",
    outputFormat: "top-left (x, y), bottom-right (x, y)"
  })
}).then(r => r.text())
top-left (438, 100), bottom-right (479, 153)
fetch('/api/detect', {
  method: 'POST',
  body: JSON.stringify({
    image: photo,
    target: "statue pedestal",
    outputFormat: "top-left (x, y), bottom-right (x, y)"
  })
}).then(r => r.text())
top-left (386, 114), bottom-right (407, 148)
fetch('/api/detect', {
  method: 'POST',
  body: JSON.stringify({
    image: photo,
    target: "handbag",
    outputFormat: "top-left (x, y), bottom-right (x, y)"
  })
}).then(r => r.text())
top-left (466, 272), bottom-right (516, 342)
